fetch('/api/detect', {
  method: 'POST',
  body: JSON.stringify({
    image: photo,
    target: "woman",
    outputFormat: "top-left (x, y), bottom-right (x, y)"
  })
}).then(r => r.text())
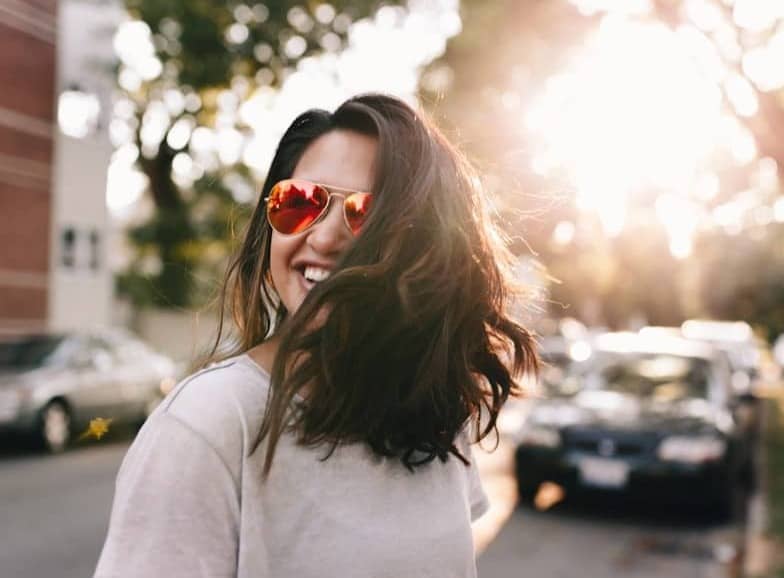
top-left (95, 94), bottom-right (538, 578)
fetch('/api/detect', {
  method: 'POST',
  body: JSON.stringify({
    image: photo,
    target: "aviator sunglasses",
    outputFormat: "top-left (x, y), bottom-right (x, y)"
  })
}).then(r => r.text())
top-left (265, 178), bottom-right (373, 236)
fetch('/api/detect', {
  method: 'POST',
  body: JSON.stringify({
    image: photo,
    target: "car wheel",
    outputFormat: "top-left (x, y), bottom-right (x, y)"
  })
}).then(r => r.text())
top-left (38, 401), bottom-right (71, 453)
top-left (134, 392), bottom-right (163, 429)
top-left (145, 392), bottom-right (164, 418)
top-left (711, 479), bottom-right (741, 523)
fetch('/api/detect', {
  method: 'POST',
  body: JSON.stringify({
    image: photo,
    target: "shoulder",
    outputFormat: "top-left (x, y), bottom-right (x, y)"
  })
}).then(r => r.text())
top-left (156, 354), bottom-right (270, 460)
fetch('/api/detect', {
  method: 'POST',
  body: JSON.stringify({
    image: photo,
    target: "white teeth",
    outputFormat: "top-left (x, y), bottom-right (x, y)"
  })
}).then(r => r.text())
top-left (303, 266), bottom-right (330, 283)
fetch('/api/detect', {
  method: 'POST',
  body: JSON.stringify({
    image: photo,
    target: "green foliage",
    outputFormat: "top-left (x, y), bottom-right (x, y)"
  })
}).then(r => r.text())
top-left (693, 226), bottom-right (784, 342)
top-left (118, 172), bottom-right (252, 308)
top-left (126, 0), bottom-right (391, 89)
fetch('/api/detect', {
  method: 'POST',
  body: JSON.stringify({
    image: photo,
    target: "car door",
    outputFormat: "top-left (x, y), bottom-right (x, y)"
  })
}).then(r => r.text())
top-left (65, 336), bottom-right (121, 424)
top-left (104, 334), bottom-right (162, 419)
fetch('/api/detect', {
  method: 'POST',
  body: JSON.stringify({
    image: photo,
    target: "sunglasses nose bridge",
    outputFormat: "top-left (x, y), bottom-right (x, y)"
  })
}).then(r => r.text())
top-left (314, 192), bottom-right (349, 228)
top-left (317, 189), bottom-right (347, 213)
top-left (329, 192), bottom-right (364, 235)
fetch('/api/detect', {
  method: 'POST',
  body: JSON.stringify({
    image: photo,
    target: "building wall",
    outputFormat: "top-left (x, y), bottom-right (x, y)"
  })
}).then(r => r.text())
top-left (49, 133), bottom-right (114, 331)
top-left (0, 0), bottom-right (58, 335)
top-left (135, 309), bottom-right (222, 365)
top-left (48, 0), bottom-right (121, 332)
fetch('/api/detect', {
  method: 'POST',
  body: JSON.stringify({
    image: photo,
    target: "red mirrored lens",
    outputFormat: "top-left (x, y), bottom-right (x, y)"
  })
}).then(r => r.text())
top-left (344, 193), bottom-right (373, 234)
top-left (267, 180), bottom-right (329, 234)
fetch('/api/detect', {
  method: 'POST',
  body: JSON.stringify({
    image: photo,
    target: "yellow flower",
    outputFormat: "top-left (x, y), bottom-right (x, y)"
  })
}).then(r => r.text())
top-left (79, 417), bottom-right (114, 441)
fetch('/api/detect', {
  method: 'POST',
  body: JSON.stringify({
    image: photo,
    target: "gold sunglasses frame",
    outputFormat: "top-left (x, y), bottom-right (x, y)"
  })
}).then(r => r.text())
top-left (264, 178), bottom-right (373, 236)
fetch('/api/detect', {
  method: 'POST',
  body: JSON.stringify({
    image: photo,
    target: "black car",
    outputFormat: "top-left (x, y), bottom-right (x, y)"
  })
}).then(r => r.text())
top-left (0, 329), bottom-right (177, 452)
top-left (514, 332), bottom-right (756, 516)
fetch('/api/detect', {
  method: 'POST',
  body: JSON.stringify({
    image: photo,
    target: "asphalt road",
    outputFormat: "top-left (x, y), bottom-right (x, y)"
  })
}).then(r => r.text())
top-left (0, 431), bottom-right (748, 578)
top-left (475, 444), bottom-right (748, 578)
top-left (478, 494), bottom-right (744, 578)
top-left (0, 436), bottom-right (128, 578)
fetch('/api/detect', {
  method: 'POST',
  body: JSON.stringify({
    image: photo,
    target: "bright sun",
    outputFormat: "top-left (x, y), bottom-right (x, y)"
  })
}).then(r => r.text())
top-left (525, 14), bottom-right (756, 255)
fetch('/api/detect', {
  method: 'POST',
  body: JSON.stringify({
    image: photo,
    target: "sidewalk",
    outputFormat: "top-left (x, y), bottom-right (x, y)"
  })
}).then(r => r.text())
top-left (744, 381), bottom-right (784, 577)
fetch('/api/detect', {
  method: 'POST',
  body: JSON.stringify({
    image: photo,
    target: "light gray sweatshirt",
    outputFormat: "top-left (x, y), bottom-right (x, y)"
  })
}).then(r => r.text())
top-left (94, 354), bottom-right (489, 578)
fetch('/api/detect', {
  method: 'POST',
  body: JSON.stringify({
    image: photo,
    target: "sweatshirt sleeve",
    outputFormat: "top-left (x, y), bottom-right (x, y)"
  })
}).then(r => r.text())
top-left (93, 413), bottom-right (241, 578)
top-left (455, 428), bottom-right (490, 522)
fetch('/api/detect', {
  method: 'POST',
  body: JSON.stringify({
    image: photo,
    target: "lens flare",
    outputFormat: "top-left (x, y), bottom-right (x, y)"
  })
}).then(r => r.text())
top-left (525, 16), bottom-right (727, 240)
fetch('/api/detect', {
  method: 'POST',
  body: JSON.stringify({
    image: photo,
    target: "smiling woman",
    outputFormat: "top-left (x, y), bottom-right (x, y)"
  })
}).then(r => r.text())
top-left (94, 93), bottom-right (539, 578)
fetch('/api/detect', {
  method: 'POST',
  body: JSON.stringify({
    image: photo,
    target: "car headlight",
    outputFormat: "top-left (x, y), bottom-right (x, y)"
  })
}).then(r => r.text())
top-left (159, 376), bottom-right (177, 396)
top-left (517, 424), bottom-right (561, 448)
top-left (657, 435), bottom-right (726, 463)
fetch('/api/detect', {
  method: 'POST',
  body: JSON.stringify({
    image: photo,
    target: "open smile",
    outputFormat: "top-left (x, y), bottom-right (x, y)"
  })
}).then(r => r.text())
top-left (294, 264), bottom-right (332, 291)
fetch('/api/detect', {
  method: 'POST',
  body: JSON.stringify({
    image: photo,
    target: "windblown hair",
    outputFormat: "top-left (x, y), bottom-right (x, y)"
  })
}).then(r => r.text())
top-left (212, 93), bottom-right (538, 476)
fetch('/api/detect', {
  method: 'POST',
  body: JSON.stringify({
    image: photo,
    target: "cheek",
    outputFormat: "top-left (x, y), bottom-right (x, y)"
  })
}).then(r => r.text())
top-left (269, 232), bottom-right (297, 289)
top-left (269, 235), bottom-right (285, 287)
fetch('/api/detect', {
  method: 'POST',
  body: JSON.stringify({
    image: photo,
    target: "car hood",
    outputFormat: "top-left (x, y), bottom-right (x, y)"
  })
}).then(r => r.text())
top-left (528, 390), bottom-right (727, 435)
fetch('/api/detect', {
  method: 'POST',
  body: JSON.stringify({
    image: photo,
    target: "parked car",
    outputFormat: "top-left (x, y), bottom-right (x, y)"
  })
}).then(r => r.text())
top-left (643, 321), bottom-right (766, 393)
top-left (0, 329), bottom-right (177, 452)
top-left (681, 320), bottom-right (764, 397)
top-left (514, 332), bottom-right (756, 517)
top-left (641, 322), bottom-right (764, 437)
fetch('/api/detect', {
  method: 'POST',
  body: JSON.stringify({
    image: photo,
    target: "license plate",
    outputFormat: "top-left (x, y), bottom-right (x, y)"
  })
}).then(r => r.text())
top-left (578, 457), bottom-right (629, 489)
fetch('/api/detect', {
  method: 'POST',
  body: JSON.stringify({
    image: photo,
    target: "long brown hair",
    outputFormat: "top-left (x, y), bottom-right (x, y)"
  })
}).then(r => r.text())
top-left (212, 94), bottom-right (538, 475)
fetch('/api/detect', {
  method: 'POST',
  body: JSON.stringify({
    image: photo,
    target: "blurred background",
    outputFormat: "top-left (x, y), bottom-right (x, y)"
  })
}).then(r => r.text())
top-left (1, 0), bottom-right (784, 577)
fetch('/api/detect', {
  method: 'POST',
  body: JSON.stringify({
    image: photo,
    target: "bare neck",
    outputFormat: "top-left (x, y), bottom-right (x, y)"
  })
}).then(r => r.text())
top-left (246, 335), bottom-right (280, 375)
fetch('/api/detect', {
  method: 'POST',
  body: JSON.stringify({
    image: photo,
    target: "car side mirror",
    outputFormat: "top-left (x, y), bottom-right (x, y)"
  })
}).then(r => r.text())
top-left (92, 350), bottom-right (113, 371)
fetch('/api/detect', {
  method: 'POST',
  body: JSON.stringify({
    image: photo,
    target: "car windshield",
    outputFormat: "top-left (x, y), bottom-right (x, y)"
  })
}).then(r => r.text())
top-left (0, 335), bottom-right (66, 369)
top-left (586, 353), bottom-right (711, 401)
top-left (539, 353), bottom-right (586, 397)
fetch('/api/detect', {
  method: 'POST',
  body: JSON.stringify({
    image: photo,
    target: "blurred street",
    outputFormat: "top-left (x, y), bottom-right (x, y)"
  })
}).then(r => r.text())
top-left (479, 502), bottom-right (744, 578)
top-left (475, 441), bottom-right (748, 578)
top-left (0, 427), bottom-right (751, 578)
top-left (0, 439), bottom-right (127, 578)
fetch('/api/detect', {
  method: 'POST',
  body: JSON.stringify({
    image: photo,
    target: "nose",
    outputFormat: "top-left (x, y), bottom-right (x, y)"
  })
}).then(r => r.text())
top-left (306, 195), bottom-right (353, 255)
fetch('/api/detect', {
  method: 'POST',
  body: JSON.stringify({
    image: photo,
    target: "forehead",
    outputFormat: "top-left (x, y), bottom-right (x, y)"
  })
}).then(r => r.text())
top-left (292, 129), bottom-right (378, 192)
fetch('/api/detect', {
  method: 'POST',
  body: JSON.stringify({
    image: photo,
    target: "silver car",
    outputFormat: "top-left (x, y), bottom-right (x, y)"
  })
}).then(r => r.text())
top-left (0, 329), bottom-right (177, 452)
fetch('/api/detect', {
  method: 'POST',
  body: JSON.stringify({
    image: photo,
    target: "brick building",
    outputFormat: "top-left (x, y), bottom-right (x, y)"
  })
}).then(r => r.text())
top-left (0, 0), bottom-right (117, 336)
top-left (0, 0), bottom-right (58, 335)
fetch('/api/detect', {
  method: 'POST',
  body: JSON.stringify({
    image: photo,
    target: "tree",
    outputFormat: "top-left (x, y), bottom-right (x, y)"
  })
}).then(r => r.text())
top-left (114, 0), bottom-right (403, 308)
top-left (433, 0), bottom-right (784, 332)
top-left (692, 225), bottom-right (784, 342)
